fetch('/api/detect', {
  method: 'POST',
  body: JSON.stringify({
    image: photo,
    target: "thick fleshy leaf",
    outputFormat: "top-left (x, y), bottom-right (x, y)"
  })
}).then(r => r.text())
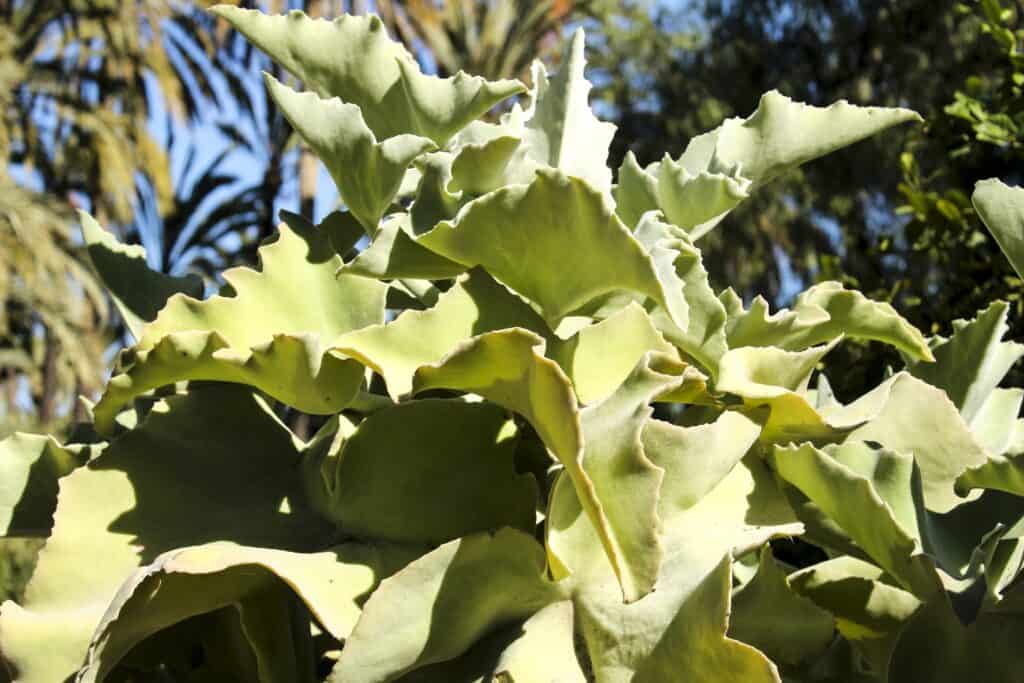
top-left (970, 388), bottom-right (1024, 456)
top-left (725, 281), bottom-right (933, 361)
top-left (716, 341), bottom-right (845, 443)
top-left (613, 151), bottom-right (659, 228)
top-left (906, 301), bottom-right (1024, 423)
top-left (634, 214), bottom-right (730, 374)
top-left (449, 136), bottom-right (522, 196)
top-left (518, 29), bottom-right (616, 194)
top-left (329, 528), bottom-right (563, 682)
top-left (418, 169), bottom-right (688, 329)
top-left (845, 373), bottom-right (989, 513)
top-left (0, 385), bottom-right (331, 683)
top-left (0, 434), bottom-right (93, 537)
top-left (491, 601), bottom-right (587, 682)
top-left (973, 178), bottom-right (1024, 279)
top-left (408, 329), bottom-right (636, 596)
top-left (728, 545), bottom-right (834, 668)
top-left (655, 155), bottom-right (751, 238)
top-left (789, 555), bottom-right (921, 642)
top-left (93, 220), bottom-right (385, 434)
top-left (771, 442), bottom-right (943, 599)
top-left (547, 353), bottom-right (696, 602)
top-left (306, 399), bottom-right (537, 545)
top-left (340, 214), bottom-right (465, 281)
top-left (79, 541), bottom-right (417, 683)
top-left (265, 75), bottom-right (435, 233)
top-left (408, 151), bottom-right (461, 235)
top-left (574, 551), bottom-right (781, 683)
top-left (335, 270), bottom-right (550, 400)
top-left (678, 90), bottom-right (921, 188)
top-left (548, 302), bottom-right (679, 405)
top-left (211, 6), bottom-right (524, 145)
top-left (81, 211), bottom-right (203, 339)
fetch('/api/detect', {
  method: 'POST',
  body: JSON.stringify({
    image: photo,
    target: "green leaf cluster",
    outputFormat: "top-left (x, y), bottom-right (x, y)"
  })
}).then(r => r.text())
top-left (4, 6), bottom-right (1024, 682)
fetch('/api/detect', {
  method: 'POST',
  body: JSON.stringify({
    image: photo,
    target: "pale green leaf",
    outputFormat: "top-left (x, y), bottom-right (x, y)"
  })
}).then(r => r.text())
top-left (329, 528), bottom-right (563, 682)
top-left (265, 75), bottom-right (435, 232)
top-left (547, 353), bottom-right (698, 601)
top-left (771, 441), bottom-right (943, 599)
top-left (81, 211), bottom-right (203, 339)
top-left (728, 545), bottom-right (835, 667)
top-left (92, 221), bottom-right (385, 434)
top-left (335, 269), bottom-right (550, 400)
top-left (906, 301), bottom-right (1024, 423)
top-left (307, 399), bottom-right (537, 544)
top-left (79, 541), bottom-right (416, 683)
top-left (973, 178), bottom-right (1024, 279)
top-left (655, 155), bottom-right (751, 238)
top-left (612, 151), bottom-right (659, 228)
top-left (0, 385), bottom-right (332, 683)
top-left (340, 213), bottom-right (465, 281)
top-left (211, 6), bottom-right (524, 145)
top-left (0, 434), bottom-right (94, 536)
top-left (418, 169), bottom-right (688, 330)
top-left (492, 601), bottom-right (587, 683)
top-left (726, 281), bottom-right (933, 362)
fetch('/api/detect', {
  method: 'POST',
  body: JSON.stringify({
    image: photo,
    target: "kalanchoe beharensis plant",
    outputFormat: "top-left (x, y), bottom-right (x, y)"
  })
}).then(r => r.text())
top-left (6, 6), bottom-right (1024, 683)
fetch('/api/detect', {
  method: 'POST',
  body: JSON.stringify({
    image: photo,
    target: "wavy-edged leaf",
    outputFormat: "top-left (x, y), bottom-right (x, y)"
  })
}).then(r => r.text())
top-left (81, 211), bottom-right (203, 339)
top-left (771, 441), bottom-right (943, 599)
top-left (335, 269), bottom-right (550, 400)
top-left (725, 281), bottom-right (933, 362)
top-left (789, 555), bottom-right (921, 642)
top-left (906, 301), bottom-right (1024, 424)
top-left (681, 90), bottom-right (921, 188)
top-left (491, 600), bottom-right (587, 682)
top-left (449, 135), bottom-right (522, 196)
top-left (846, 374), bottom-right (989, 513)
top-left (340, 214), bottom-right (465, 281)
top-left (613, 151), bottom-right (659, 228)
top-left (728, 545), bottom-right (834, 668)
top-left (329, 528), bottom-right (563, 682)
top-left (265, 75), bottom-right (435, 233)
top-left (0, 385), bottom-right (332, 683)
top-left (656, 155), bottom-right (751, 238)
top-left (0, 434), bottom-right (95, 537)
top-left (518, 28), bottom-right (616, 194)
top-left (93, 221), bottom-right (385, 434)
top-left (212, 6), bottom-right (524, 146)
top-left (306, 399), bottom-right (537, 545)
top-left (548, 302), bottom-right (679, 405)
top-left (547, 353), bottom-right (696, 602)
top-left (79, 541), bottom-right (417, 683)
top-left (418, 169), bottom-right (688, 330)
top-left (973, 178), bottom-right (1024, 279)
top-left (635, 214), bottom-right (730, 374)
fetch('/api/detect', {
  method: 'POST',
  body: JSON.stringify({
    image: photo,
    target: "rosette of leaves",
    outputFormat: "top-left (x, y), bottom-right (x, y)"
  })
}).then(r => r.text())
top-left (5, 6), bottom-right (1024, 682)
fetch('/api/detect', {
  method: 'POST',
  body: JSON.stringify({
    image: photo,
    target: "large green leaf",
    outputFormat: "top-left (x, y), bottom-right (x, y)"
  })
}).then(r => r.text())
top-left (613, 151), bottom-right (659, 228)
top-left (518, 28), bottom-right (617, 194)
top-left (547, 353), bottom-right (696, 602)
top-left (973, 178), bottom-right (1024, 279)
top-left (0, 385), bottom-right (332, 683)
top-left (655, 155), bottom-right (751, 238)
top-left (724, 281), bottom-right (933, 361)
top-left (547, 302), bottom-right (680, 405)
top-left (728, 545), bottom-right (834, 668)
top-left (305, 399), bottom-right (537, 545)
top-left (329, 528), bottom-right (564, 682)
top-left (0, 434), bottom-right (94, 537)
top-left (78, 541), bottom-right (416, 683)
top-left (265, 75), bottom-right (435, 233)
top-left (340, 213), bottom-right (466, 281)
top-left (771, 441), bottom-right (943, 599)
top-left (335, 269), bottom-right (550, 400)
top-left (81, 212), bottom-right (204, 339)
top-left (211, 6), bottom-right (524, 146)
top-left (418, 169), bottom-right (688, 330)
top-left (906, 301), bottom-right (1024, 423)
top-left (92, 220), bottom-right (385, 434)
top-left (679, 90), bottom-right (921, 189)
